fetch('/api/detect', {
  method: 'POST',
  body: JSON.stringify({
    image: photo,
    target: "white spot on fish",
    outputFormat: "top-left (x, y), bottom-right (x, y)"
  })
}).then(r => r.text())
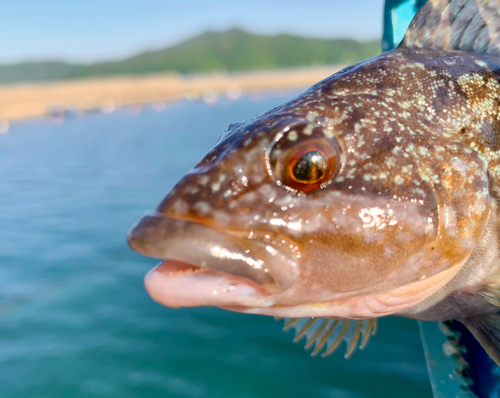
top-left (394, 175), bottom-right (404, 185)
top-left (460, 238), bottom-right (475, 250)
top-left (184, 186), bottom-right (199, 195)
top-left (385, 157), bottom-right (397, 167)
top-left (198, 175), bottom-right (209, 186)
top-left (303, 125), bottom-right (314, 136)
top-left (288, 130), bottom-right (298, 141)
top-left (275, 194), bottom-right (294, 206)
top-left (443, 206), bottom-right (458, 238)
top-left (323, 129), bottom-right (334, 139)
top-left (252, 173), bottom-right (264, 184)
top-left (193, 202), bottom-right (212, 215)
top-left (259, 184), bottom-right (277, 202)
top-left (451, 159), bottom-right (468, 176)
top-left (240, 192), bottom-right (257, 203)
top-left (392, 147), bottom-right (401, 155)
top-left (419, 146), bottom-right (429, 156)
top-left (172, 199), bottom-right (189, 215)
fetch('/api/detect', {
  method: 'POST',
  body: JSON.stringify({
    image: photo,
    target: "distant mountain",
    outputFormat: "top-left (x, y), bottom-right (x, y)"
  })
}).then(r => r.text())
top-left (0, 29), bottom-right (380, 85)
top-left (0, 61), bottom-right (75, 84)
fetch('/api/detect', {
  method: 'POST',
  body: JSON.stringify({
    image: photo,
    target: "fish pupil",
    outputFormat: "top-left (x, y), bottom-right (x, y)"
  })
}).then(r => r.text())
top-left (292, 151), bottom-right (327, 182)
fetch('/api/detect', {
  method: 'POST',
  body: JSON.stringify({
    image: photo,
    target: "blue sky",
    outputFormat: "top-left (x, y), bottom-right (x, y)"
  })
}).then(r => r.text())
top-left (1, 0), bottom-right (384, 64)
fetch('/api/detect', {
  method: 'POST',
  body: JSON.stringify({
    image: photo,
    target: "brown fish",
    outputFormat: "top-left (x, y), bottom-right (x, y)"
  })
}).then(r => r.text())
top-left (128, 0), bottom-right (500, 364)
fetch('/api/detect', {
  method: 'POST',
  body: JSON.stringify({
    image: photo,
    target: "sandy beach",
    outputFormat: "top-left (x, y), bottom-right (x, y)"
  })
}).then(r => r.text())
top-left (0, 65), bottom-right (344, 123)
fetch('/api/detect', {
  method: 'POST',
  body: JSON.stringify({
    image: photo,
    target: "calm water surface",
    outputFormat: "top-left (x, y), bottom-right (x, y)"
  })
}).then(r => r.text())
top-left (0, 94), bottom-right (433, 397)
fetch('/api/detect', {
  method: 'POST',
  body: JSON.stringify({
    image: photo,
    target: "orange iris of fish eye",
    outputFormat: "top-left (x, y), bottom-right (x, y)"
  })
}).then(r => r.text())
top-left (282, 143), bottom-right (340, 193)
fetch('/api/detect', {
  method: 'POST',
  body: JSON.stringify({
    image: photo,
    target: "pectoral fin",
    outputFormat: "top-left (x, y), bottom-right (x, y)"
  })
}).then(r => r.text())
top-left (460, 312), bottom-right (500, 366)
top-left (477, 281), bottom-right (500, 307)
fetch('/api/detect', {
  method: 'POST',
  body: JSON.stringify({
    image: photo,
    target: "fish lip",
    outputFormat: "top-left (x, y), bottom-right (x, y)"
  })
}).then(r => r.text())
top-left (127, 212), bottom-right (300, 290)
top-left (144, 259), bottom-right (276, 309)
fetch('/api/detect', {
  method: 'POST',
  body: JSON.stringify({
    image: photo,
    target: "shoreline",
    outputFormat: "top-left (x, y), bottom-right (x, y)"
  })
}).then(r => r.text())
top-left (0, 65), bottom-right (344, 123)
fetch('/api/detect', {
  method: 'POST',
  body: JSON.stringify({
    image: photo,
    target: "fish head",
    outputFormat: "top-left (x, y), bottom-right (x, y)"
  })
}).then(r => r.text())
top-left (128, 92), bottom-right (491, 318)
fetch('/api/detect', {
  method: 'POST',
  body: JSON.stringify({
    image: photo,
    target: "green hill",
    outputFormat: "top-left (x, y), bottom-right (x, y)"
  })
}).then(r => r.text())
top-left (0, 61), bottom-right (75, 85)
top-left (0, 29), bottom-right (380, 84)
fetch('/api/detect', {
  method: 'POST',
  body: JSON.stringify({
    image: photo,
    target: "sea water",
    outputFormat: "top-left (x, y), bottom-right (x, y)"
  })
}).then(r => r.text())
top-left (0, 94), bottom-right (432, 398)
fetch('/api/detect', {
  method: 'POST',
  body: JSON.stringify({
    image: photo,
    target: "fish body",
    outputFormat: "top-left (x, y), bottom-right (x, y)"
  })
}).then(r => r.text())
top-left (129, 0), bottom-right (500, 364)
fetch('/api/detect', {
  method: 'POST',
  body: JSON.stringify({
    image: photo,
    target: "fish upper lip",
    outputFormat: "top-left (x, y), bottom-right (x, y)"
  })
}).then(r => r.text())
top-left (127, 212), bottom-right (300, 290)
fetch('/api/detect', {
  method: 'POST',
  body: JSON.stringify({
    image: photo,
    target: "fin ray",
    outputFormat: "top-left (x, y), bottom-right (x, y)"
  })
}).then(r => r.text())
top-left (460, 312), bottom-right (500, 366)
top-left (283, 318), bottom-right (299, 330)
top-left (343, 321), bottom-right (363, 359)
top-left (283, 318), bottom-right (377, 359)
top-left (311, 321), bottom-right (339, 357)
top-left (401, 0), bottom-right (500, 57)
top-left (371, 318), bottom-right (378, 336)
top-left (321, 320), bottom-right (350, 358)
top-left (458, 8), bottom-right (485, 49)
top-left (359, 319), bottom-right (373, 350)
top-left (292, 318), bottom-right (316, 343)
top-left (477, 282), bottom-right (500, 306)
top-left (304, 319), bottom-right (329, 350)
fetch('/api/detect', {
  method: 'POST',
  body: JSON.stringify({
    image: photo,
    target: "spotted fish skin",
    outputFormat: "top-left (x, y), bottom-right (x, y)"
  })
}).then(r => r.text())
top-left (129, 0), bottom-right (500, 365)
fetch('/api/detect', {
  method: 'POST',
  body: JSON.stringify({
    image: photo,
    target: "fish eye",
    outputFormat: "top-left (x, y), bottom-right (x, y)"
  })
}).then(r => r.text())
top-left (291, 151), bottom-right (327, 183)
top-left (267, 123), bottom-right (341, 194)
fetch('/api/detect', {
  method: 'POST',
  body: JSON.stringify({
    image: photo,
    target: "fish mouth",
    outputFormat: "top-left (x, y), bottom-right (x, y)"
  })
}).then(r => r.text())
top-left (127, 213), bottom-right (299, 308)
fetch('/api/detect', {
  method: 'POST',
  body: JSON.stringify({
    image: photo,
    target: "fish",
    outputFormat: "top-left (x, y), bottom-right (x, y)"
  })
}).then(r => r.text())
top-left (128, 0), bottom-right (500, 365)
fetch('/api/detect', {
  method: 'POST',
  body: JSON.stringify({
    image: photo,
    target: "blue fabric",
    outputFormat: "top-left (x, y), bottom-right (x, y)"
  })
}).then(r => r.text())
top-left (452, 321), bottom-right (500, 398)
top-left (382, 0), bottom-right (426, 51)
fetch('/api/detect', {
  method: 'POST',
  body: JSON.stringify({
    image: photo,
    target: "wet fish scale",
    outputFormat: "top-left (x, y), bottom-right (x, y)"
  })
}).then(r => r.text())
top-left (129, 0), bottom-right (500, 364)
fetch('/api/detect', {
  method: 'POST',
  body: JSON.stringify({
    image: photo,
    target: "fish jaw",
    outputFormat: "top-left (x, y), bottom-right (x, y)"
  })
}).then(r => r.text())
top-left (127, 212), bottom-right (300, 307)
top-left (225, 263), bottom-right (463, 319)
top-left (144, 260), bottom-right (276, 308)
top-left (143, 260), bottom-right (453, 315)
top-left (142, 234), bottom-right (463, 317)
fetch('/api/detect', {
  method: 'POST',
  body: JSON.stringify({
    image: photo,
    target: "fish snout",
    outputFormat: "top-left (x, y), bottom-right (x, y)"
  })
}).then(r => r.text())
top-left (127, 212), bottom-right (299, 290)
top-left (127, 213), bottom-right (173, 259)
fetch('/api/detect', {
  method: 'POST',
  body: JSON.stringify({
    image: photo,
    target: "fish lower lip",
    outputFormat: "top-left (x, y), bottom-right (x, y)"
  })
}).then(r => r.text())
top-left (144, 259), bottom-right (275, 308)
top-left (127, 212), bottom-right (299, 290)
